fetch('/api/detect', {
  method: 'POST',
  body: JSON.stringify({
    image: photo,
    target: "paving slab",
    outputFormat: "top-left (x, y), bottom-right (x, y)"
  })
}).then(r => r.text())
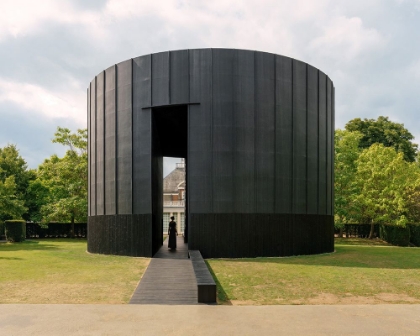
top-left (1, 304), bottom-right (419, 335)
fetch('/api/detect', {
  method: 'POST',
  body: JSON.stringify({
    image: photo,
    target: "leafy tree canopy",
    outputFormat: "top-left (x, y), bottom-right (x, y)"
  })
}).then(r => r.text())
top-left (334, 129), bottom-right (362, 225)
top-left (36, 127), bottom-right (88, 227)
top-left (0, 144), bottom-right (33, 221)
top-left (0, 173), bottom-right (26, 219)
top-left (345, 116), bottom-right (418, 162)
top-left (0, 144), bottom-right (30, 196)
top-left (353, 143), bottom-right (420, 228)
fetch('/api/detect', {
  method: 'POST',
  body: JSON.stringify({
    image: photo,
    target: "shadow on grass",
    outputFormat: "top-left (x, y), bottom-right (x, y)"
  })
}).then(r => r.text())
top-left (0, 240), bottom-right (60, 251)
top-left (210, 245), bottom-right (420, 270)
top-left (205, 260), bottom-right (232, 305)
top-left (0, 257), bottom-right (23, 260)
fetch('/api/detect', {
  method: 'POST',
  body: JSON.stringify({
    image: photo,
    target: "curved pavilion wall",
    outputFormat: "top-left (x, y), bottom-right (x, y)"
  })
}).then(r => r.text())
top-left (87, 48), bottom-right (335, 258)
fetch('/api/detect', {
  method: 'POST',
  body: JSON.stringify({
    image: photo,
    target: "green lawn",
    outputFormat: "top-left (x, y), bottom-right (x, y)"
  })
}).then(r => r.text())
top-left (2, 238), bottom-right (419, 305)
top-left (207, 239), bottom-right (420, 305)
top-left (0, 239), bottom-right (149, 304)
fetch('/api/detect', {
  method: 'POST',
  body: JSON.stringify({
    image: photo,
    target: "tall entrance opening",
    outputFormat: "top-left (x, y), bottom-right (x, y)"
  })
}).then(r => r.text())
top-left (151, 105), bottom-right (188, 255)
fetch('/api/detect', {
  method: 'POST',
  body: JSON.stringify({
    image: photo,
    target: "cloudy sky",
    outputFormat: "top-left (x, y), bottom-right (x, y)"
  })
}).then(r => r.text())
top-left (0, 0), bottom-right (419, 176)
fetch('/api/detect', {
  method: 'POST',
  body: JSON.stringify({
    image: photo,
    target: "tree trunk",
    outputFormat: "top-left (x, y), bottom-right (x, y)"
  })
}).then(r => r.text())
top-left (339, 227), bottom-right (344, 238)
top-left (368, 221), bottom-right (375, 239)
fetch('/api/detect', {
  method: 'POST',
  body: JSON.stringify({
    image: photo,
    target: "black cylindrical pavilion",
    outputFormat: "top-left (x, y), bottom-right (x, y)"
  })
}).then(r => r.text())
top-left (87, 48), bottom-right (335, 258)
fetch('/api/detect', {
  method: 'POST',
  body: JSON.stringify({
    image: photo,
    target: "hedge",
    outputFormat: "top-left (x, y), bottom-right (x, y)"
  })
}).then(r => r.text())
top-left (4, 220), bottom-right (26, 242)
top-left (26, 222), bottom-right (87, 238)
top-left (408, 224), bottom-right (420, 247)
top-left (334, 224), bottom-right (379, 238)
top-left (379, 224), bottom-right (410, 247)
top-left (0, 221), bottom-right (5, 239)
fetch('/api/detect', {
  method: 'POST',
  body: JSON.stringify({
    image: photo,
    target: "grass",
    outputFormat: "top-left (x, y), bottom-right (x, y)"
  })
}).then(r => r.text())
top-left (334, 237), bottom-right (392, 246)
top-left (2, 237), bottom-right (419, 305)
top-left (207, 238), bottom-right (420, 305)
top-left (0, 239), bottom-right (149, 304)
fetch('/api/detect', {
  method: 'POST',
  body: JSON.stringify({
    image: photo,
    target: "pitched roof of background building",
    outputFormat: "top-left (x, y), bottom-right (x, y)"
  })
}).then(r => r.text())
top-left (163, 166), bottom-right (185, 193)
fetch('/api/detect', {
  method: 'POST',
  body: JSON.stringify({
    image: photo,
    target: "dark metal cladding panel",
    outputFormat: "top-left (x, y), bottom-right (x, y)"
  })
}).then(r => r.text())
top-left (318, 72), bottom-right (327, 214)
top-left (275, 55), bottom-right (293, 213)
top-left (133, 55), bottom-right (152, 214)
top-left (307, 65), bottom-right (319, 214)
top-left (152, 51), bottom-right (170, 106)
top-left (278, 214), bottom-right (293, 255)
top-left (96, 71), bottom-right (105, 215)
top-left (212, 49), bottom-right (234, 213)
top-left (115, 215), bottom-right (127, 255)
top-left (293, 60), bottom-right (307, 214)
top-left (134, 214), bottom-right (153, 256)
top-left (233, 49), bottom-right (255, 213)
top-left (87, 87), bottom-right (91, 217)
top-left (151, 151), bottom-right (163, 255)
top-left (116, 60), bottom-right (133, 214)
top-left (189, 213), bottom-right (333, 258)
top-left (255, 52), bottom-right (275, 213)
top-left (326, 78), bottom-right (333, 216)
top-left (133, 55), bottom-right (152, 108)
top-left (90, 78), bottom-right (96, 216)
top-left (189, 49), bottom-right (212, 104)
top-left (189, 104), bottom-right (212, 213)
top-left (87, 215), bottom-right (153, 257)
top-left (104, 66), bottom-right (116, 215)
top-left (170, 50), bottom-right (189, 104)
top-left (189, 49), bottom-right (213, 213)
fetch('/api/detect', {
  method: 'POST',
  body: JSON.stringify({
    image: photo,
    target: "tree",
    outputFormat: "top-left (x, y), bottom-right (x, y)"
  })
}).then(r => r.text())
top-left (36, 127), bottom-right (87, 236)
top-left (0, 144), bottom-right (33, 221)
top-left (353, 144), bottom-right (420, 238)
top-left (0, 173), bottom-right (26, 219)
top-left (334, 130), bottom-right (362, 234)
top-left (26, 177), bottom-right (49, 223)
top-left (345, 116), bottom-right (418, 162)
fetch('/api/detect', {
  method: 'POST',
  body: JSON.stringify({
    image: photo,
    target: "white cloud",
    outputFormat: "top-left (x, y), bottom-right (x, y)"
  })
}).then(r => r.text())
top-left (309, 16), bottom-right (386, 63)
top-left (0, 78), bottom-right (85, 125)
top-left (408, 59), bottom-right (420, 78)
top-left (0, 0), bottom-right (101, 41)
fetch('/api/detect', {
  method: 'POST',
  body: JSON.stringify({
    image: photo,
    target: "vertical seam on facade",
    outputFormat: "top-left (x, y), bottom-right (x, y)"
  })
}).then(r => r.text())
top-left (317, 70), bottom-right (320, 215)
top-left (168, 51), bottom-right (171, 105)
top-left (305, 64), bottom-right (308, 214)
top-left (188, 49), bottom-right (190, 103)
top-left (235, 51), bottom-right (238, 213)
top-left (211, 49), bottom-right (214, 213)
top-left (187, 50), bottom-right (190, 237)
top-left (325, 77), bottom-right (328, 215)
top-left (291, 59), bottom-right (294, 214)
top-left (232, 50), bottom-right (236, 213)
top-left (131, 58), bottom-right (134, 214)
top-left (103, 71), bottom-right (106, 215)
top-left (115, 64), bottom-right (118, 215)
top-left (150, 55), bottom-right (153, 216)
top-left (94, 76), bottom-right (97, 216)
top-left (273, 54), bottom-right (276, 213)
top-left (254, 51), bottom-right (257, 213)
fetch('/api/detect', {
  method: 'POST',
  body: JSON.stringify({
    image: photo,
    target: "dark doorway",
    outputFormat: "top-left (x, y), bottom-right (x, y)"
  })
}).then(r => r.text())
top-left (151, 105), bottom-right (188, 255)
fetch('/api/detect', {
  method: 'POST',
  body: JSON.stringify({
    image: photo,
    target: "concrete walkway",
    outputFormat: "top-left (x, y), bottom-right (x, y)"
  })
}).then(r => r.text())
top-left (129, 236), bottom-right (198, 304)
top-left (1, 304), bottom-right (419, 335)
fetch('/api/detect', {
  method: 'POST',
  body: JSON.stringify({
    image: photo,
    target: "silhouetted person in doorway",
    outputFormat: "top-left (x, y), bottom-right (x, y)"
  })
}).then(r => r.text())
top-left (168, 216), bottom-right (178, 250)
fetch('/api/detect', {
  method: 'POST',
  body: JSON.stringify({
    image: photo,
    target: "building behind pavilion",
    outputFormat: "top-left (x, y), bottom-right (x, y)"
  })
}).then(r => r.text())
top-left (163, 159), bottom-right (185, 235)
